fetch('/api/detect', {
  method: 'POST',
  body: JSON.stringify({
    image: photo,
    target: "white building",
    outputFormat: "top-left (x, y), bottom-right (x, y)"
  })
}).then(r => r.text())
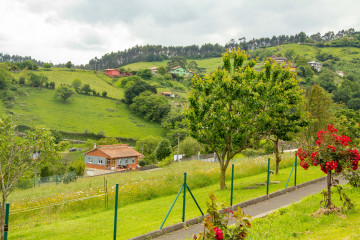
top-left (308, 61), bottom-right (322, 72)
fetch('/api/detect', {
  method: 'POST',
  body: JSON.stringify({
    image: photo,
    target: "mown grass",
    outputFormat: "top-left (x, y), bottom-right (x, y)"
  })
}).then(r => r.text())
top-left (8, 153), bottom-right (326, 239)
top-left (6, 87), bottom-right (164, 139)
top-left (248, 186), bottom-right (360, 240)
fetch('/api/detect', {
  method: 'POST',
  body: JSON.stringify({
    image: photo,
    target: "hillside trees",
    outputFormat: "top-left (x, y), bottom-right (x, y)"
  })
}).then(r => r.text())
top-left (71, 79), bottom-right (82, 92)
top-left (124, 81), bottom-right (156, 104)
top-left (0, 115), bottom-right (61, 240)
top-left (130, 91), bottom-right (171, 123)
top-left (55, 84), bottom-right (75, 102)
top-left (187, 49), bottom-right (303, 189)
top-left (167, 56), bottom-right (187, 71)
top-left (155, 138), bottom-right (172, 161)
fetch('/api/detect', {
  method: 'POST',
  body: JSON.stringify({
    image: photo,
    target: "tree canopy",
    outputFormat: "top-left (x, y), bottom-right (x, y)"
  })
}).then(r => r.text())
top-left (187, 49), bottom-right (303, 189)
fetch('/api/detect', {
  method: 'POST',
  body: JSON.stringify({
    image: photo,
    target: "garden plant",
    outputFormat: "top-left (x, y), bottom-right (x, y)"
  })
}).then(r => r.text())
top-left (296, 125), bottom-right (359, 210)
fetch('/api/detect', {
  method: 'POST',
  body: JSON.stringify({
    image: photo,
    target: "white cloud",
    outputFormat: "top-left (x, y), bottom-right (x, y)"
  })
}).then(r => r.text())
top-left (1, 0), bottom-right (360, 65)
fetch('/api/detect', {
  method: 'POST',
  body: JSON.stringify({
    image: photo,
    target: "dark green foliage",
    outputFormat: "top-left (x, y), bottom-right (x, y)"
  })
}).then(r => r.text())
top-left (138, 159), bottom-right (147, 167)
top-left (167, 56), bottom-right (188, 71)
top-left (347, 98), bottom-right (360, 110)
top-left (18, 77), bottom-right (25, 85)
top-left (155, 138), bottom-right (172, 161)
top-left (65, 61), bottom-right (72, 69)
top-left (72, 79), bottom-right (82, 92)
top-left (97, 137), bottom-right (118, 145)
top-left (157, 66), bottom-right (167, 75)
top-left (136, 69), bottom-right (153, 80)
top-left (49, 81), bottom-right (55, 89)
top-left (16, 60), bottom-right (38, 70)
top-left (55, 84), bottom-right (75, 102)
top-left (102, 91), bottom-right (107, 97)
top-left (130, 91), bottom-right (171, 122)
top-left (135, 136), bottom-right (161, 156)
top-left (179, 136), bottom-right (204, 157)
top-left (124, 81), bottom-right (156, 104)
top-left (161, 109), bottom-right (188, 146)
top-left (318, 69), bottom-right (337, 93)
top-left (80, 83), bottom-right (92, 95)
top-left (0, 69), bottom-right (11, 90)
top-left (51, 130), bottom-right (62, 144)
top-left (42, 63), bottom-right (51, 69)
top-left (67, 159), bottom-right (85, 176)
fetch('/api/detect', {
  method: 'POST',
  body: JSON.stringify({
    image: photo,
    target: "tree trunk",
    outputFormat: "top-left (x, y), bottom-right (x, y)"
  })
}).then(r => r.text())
top-left (274, 138), bottom-right (281, 175)
top-left (220, 166), bottom-right (227, 190)
top-left (326, 170), bottom-right (332, 208)
top-left (0, 198), bottom-right (5, 240)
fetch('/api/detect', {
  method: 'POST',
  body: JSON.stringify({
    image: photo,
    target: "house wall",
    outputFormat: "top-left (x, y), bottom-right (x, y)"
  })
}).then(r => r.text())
top-left (86, 163), bottom-right (107, 170)
top-left (85, 155), bottom-right (106, 165)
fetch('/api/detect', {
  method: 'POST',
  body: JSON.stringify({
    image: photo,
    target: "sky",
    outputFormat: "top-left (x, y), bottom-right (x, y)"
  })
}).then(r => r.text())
top-left (1, 0), bottom-right (360, 65)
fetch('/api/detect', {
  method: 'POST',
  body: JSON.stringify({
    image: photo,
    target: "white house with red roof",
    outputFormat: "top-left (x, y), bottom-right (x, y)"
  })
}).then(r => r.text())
top-left (84, 144), bottom-right (142, 171)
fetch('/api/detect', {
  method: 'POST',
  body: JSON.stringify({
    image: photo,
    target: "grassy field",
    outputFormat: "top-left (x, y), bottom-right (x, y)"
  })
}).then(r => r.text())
top-left (3, 87), bottom-right (164, 139)
top-left (248, 186), bottom-right (360, 240)
top-left (7, 153), bottom-right (327, 239)
top-left (13, 68), bottom-right (125, 99)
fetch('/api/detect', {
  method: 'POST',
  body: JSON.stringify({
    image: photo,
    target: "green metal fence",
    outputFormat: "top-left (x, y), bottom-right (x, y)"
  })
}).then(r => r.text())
top-left (16, 171), bottom-right (77, 190)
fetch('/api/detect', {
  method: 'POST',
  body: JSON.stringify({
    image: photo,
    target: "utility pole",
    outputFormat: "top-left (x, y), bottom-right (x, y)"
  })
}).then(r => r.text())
top-left (177, 133), bottom-right (180, 161)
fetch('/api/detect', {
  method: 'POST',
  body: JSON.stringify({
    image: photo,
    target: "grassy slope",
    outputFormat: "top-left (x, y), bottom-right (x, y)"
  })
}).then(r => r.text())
top-left (249, 186), bottom-right (360, 240)
top-left (7, 87), bottom-right (164, 138)
top-left (8, 154), bottom-right (326, 239)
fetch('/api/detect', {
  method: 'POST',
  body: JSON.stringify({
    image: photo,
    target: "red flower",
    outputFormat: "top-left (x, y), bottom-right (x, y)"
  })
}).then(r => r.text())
top-left (247, 222), bottom-right (251, 226)
top-left (327, 145), bottom-right (336, 152)
top-left (214, 227), bottom-right (223, 240)
top-left (327, 125), bottom-right (338, 133)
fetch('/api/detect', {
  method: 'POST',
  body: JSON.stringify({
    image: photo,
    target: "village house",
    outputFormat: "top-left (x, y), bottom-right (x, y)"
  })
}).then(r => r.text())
top-left (84, 144), bottom-right (142, 171)
top-left (104, 69), bottom-right (120, 78)
top-left (308, 61), bottom-right (322, 72)
top-left (271, 55), bottom-right (288, 64)
top-left (149, 67), bottom-right (158, 74)
top-left (160, 92), bottom-right (175, 97)
top-left (336, 70), bottom-right (346, 77)
top-left (171, 66), bottom-right (192, 77)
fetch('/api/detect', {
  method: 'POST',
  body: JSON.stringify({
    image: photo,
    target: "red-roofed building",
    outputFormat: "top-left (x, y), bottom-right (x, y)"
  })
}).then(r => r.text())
top-left (105, 69), bottom-right (120, 78)
top-left (84, 144), bottom-right (142, 171)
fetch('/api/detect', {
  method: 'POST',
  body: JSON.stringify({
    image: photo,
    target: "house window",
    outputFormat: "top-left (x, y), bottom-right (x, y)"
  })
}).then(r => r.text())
top-left (88, 157), bottom-right (93, 163)
top-left (132, 159), bottom-right (135, 164)
top-left (99, 159), bottom-right (103, 164)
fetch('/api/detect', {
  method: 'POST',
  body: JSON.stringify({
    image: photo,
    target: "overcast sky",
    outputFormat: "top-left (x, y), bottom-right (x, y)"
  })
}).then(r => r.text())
top-left (1, 0), bottom-right (360, 65)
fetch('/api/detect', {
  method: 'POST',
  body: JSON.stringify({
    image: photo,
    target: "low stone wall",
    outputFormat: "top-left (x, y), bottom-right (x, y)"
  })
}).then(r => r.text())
top-left (138, 165), bottom-right (158, 171)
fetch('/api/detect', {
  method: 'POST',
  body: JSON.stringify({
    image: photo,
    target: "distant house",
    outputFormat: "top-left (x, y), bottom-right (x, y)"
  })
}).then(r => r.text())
top-left (119, 72), bottom-right (133, 77)
top-left (105, 69), bottom-right (120, 78)
top-left (271, 55), bottom-right (288, 64)
top-left (171, 66), bottom-right (192, 77)
top-left (308, 61), bottom-right (322, 72)
top-left (160, 92), bottom-right (175, 97)
top-left (336, 71), bottom-right (346, 77)
top-left (289, 65), bottom-right (297, 72)
top-left (149, 67), bottom-right (158, 74)
top-left (84, 144), bottom-right (142, 171)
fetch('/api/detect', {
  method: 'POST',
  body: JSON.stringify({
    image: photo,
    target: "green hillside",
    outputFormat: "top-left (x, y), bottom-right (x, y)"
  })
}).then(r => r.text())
top-left (13, 68), bottom-right (124, 99)
top-left (1, 87), bottom-right (164, 139)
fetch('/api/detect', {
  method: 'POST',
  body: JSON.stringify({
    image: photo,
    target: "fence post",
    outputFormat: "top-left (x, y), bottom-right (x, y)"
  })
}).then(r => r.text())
top-left (266, 158), bottom-right (270, 196)
top-left (230, 164), bottom-right (234, 206)
top-left (294, 155), bottom-right (297, 187)
top-left (113, 183), bottom-right (119, 240)
top-left (182, 172), bottom-right (187, 222)
top-left (4, 203), bottom-right (9, 240)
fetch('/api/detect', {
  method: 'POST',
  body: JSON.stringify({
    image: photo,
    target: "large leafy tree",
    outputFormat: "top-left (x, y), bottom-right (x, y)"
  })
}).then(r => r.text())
top-left (187, 49), bottom-right (302, 189)
top-left (55, 84), bottom-right (75, 102)
top-left (0, 115), bottom-right (62, 239)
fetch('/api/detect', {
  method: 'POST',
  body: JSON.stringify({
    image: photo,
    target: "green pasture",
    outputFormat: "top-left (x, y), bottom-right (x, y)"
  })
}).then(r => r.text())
top-left (13, 68), bottom-right (124, 99)
top-left (4, 87), bottom-right (164, 139)
top-left (8, 153), bottom-right (327, 239)
top-left (249, 186), bottom-right (360, 240)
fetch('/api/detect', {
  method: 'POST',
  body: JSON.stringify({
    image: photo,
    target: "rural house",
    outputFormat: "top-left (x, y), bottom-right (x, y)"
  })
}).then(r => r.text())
top-left (84, 144), bottom-right (142, 171)
top-left (308, 61), bottom-right (322, 72)
top-left (149, 67), bottom-right (158, 74)
top-left (171, 66), bottom-right (192, 77)
top-left (105, 69), bottom-right (120, 78)
top-left (271, 55), bottom-right (288, 64)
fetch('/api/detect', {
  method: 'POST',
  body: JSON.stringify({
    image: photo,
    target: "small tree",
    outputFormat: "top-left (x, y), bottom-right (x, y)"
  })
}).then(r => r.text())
top-left (157, 66), bottom-right (167, 75)
top-left (0, 115), bottom-right (61, 239)
top-left (65, 61), bottom-right (73, 69)
top-left (188, 49), bottom-right (303, 189)
top-left (42, 63), bottom-right (51, 70)
top-left (179, 136), bottom-right (204, 157)
top-left (155, 138), bottom-right (172, 161)
top-left (55, 84), bottom-right (75, 102)
top-left (102, 91), bottom-right (107, 97)
top-left (296, 125), bottom-right (359, 209)
top-left (71, 79), bottom-right (82, 92)
top-left (81, 84), bottom-right (92, 95)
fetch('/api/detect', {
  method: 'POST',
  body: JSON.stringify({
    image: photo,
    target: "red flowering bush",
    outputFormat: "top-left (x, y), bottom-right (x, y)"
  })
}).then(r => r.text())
top-left (296, 125), bottom-right (359, 208)
top-left (193, 192), bottom-right (251, 240)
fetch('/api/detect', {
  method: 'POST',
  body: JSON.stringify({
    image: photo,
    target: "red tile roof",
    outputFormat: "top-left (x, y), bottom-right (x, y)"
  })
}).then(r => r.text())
top-left (86, 144), bottom-right (142, 159)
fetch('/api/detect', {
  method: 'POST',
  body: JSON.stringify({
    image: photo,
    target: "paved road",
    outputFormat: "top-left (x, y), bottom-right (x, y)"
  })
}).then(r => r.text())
top-left (154, 178), bottom-right (346, 240)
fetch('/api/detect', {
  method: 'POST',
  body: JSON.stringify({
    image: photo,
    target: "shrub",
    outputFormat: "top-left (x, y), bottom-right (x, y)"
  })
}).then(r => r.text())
top-left (158, 155), bottom-right (173, 167)
top-left (138, 159), bottom-right (147, 167)
top-left (342, 169), bottom-right (360, 188)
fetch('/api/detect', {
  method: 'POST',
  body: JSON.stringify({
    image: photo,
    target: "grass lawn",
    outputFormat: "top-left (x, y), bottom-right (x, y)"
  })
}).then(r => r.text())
top-left (5, 87), bottom-right (164, 139)
top-left (249, 186), bottom-right (360, 240)
top-left (8, 153), bottom-right (327, 239)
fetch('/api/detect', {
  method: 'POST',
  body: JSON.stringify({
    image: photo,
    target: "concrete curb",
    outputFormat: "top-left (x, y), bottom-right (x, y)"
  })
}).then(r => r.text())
top-left (128, 176), bottom-right (327, 240)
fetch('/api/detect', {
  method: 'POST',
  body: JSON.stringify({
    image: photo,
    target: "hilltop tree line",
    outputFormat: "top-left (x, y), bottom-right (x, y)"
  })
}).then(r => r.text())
top-left (226, 28), bottom-right (356, 51)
